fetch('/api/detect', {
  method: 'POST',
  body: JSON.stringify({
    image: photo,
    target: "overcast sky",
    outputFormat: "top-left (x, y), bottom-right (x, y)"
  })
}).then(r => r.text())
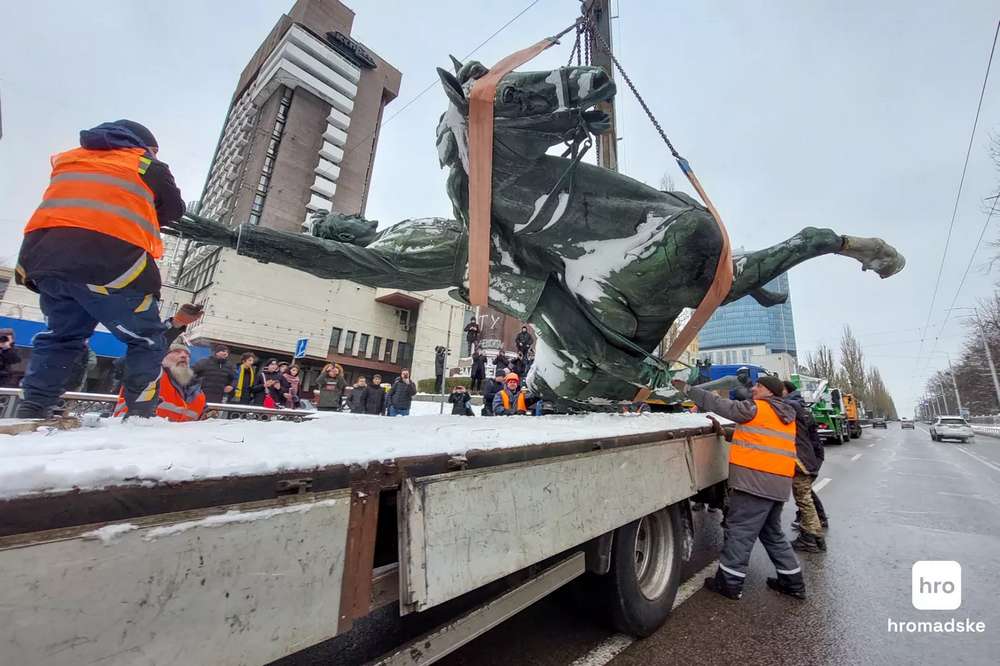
top-left (1, 1), bottom-right (998, 414)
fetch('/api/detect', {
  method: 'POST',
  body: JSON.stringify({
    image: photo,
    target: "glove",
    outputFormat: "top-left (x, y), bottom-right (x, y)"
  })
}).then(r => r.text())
top-left (172, 303), bottom-right (204, 327)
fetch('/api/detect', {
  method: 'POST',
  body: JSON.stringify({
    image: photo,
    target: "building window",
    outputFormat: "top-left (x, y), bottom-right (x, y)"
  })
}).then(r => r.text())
top-left (384, 339), bottom-right (394, 363)
top-left (397, 342), bottom-right (410, 367)
top-left (329, 327), bottom-right (342, 353)
top-left (371, 336), bottom-right (381, 359)
top-left (245, 86), bottom-right (293, 226)
top-left (358, 333), bottom-right (369, 357)
top-left (344, 330), bottom-right (357, 355)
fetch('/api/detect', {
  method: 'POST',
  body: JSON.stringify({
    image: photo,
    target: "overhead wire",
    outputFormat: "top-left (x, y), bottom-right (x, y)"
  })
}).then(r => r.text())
top-left (913, 19), bottom-right (1000, 375)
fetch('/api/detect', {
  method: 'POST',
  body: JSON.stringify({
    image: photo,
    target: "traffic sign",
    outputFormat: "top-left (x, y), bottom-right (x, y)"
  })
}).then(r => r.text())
top-left (294, 337), bottom-right (308, 359)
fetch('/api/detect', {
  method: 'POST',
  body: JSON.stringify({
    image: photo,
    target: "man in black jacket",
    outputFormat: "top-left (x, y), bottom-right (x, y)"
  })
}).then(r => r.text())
top-left (366, 374), bottom-right (386, 415)
top-left (0, 329), bottom-right (22, 387)
top-left (434, 346), bottom-right (447, 393)
top-left (16, 120), bottom-right (184, 419)
top-left (449, 384), bottom-right (473, 415)
top-left (192, 344), bottom-right (233, 404)
top-left (348, 376), bottom-right (369, 413)
top-left (515, 326), bottom-right (534, 356)
top-left (481, 368), bottom-right (506, 416)
top-left (470, 352), bottom-right (486, 393)
top-left (783, 381), bottom-right (828, 552)
top-left (388, 369), bottom-right (417, 416)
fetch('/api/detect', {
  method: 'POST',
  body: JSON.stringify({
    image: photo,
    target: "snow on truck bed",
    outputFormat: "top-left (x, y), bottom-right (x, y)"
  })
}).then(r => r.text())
top-left (0, 406), bottom-right (716, 500)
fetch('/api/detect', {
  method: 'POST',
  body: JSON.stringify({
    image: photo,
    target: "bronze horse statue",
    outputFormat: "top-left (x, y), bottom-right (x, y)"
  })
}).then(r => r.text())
top-left (166, 58), bottom-right (904, 411)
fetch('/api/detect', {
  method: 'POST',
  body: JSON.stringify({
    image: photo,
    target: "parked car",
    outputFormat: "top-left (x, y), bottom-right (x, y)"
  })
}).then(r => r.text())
top-left (901, 418), bottom-right (915, 430)
top-left (929, 416), bottom-right (973, 442)
top-left (872, 417), bottom-right (887, 429)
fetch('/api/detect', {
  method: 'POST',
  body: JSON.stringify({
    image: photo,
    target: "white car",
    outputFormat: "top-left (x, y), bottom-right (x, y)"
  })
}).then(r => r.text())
top-left (929, 416), bottom-right (974, 443)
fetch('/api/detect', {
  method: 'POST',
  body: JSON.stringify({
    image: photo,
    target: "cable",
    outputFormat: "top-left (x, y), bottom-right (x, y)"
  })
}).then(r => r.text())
top-left (914, 19), bottom-right (999, 374)
top-left (336, 0), bottom-right (542, 164)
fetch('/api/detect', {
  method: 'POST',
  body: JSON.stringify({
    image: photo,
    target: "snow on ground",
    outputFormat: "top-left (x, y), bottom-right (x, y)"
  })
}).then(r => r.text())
top-left (0, 410), bottom-right (715, 500)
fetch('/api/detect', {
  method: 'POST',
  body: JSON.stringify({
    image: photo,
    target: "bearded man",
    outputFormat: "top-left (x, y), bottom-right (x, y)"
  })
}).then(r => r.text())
top-left (114, 341), bottom-right (206, 422)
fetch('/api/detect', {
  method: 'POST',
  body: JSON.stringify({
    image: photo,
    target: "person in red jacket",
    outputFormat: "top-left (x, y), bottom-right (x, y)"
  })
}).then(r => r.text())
top-left (17, 120), bottom-right (184, 420)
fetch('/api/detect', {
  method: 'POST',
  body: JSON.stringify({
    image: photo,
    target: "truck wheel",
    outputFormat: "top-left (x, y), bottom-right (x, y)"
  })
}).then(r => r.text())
top-left (840, 426), bottom-right (850, 444)
top-left (604, 504), bottom-right (684, 637)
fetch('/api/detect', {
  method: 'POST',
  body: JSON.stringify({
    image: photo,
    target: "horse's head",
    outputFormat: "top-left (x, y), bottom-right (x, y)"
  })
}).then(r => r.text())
top-left (436, 56), bottom-right (615, 173)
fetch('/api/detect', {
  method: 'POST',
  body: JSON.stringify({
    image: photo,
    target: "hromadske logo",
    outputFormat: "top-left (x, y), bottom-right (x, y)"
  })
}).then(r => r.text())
top-left (912, 560), bottom-right (961, 610)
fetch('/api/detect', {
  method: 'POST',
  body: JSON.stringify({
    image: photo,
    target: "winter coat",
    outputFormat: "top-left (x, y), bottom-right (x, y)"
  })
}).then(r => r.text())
top-left (509, 357), bottom-right (526, 376)
top-left (365, 384), bottom-right (386, 415)
top-left (314, 373), bottom-right (347, 409)
top-left (388, 378), bottom-right (417, 410)
top-left (16, 122), bottom-right (183, 299)
top-left (686, 386), bottom-right (797, 502)
top-left (449, 391), bottom-right (473, 415)
top-left (482, 377), bottom-right (503, 416)
top-left (516, 331), bottom-right (533, 351)
top-left (281, 372), bottom-right (301, 408)
top-left (0, 345), bottom-right (21, 387)
top-left (260, 370), bottom-right (284, 407)
top-left (464, 322), bottom-right (480, 343)
top-left (493, 387), bottom-right (528, 415)
top-left (785, 390), bottom-right (823, 474)
top-left (193, 356), bottom-right (233, 403)
top-left (494, 352), bottom-right (509, 372)
top-left (347, 385), bottom-right (369, 413)
top-left (232, 365), bottom-right (264, 405)
top-left (435, 350), bottom-right (446, 375)
top-left (471, 354), bottom-right (486, 379)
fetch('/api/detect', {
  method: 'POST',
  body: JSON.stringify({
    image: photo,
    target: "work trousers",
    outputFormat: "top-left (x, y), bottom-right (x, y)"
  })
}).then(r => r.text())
top-left (793, 470), bottom-right (823, 536)
top-left (717, 489), bottom-right (803, 591)
top-left (22, 278), bottom-right (166, 414)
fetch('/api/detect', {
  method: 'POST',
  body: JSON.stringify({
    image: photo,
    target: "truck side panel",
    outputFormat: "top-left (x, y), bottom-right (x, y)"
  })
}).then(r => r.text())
top-left (400, 435), bottom-right (727, 612)
top-left (0, 490), bottom-right (352, 666)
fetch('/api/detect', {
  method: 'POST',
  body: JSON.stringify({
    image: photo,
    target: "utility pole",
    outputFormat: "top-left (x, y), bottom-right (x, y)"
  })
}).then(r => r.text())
top-left (584, 0), bottom-right (618, 171)
top-left (974, 312), bottom-right (1000, 410)
top-left (947, 356), bottom-right (964, 416)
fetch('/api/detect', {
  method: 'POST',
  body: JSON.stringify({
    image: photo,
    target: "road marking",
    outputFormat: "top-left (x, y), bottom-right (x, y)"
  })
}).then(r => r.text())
top-left (813, 477), bottom-right (832, 493)
top-left (570, 560), bottom-right (719, 666)
top-left (952, 445), bottom-right (1000, 473)
top-left (850, 453), bottom-right (863, 462)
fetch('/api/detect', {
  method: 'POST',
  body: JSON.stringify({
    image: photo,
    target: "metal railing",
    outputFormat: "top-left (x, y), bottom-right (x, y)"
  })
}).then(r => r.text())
top-left (0, 388), bottom-right (314, 422)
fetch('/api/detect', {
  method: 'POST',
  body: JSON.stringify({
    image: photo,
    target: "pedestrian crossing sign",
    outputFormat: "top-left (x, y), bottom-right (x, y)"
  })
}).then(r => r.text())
top-left (294, 337), bottom-right (308, 359)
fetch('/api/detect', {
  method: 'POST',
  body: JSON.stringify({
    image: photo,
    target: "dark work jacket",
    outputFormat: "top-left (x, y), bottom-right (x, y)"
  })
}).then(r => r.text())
top-left (435, 351), bottom-right (446, 375)
top-left (347, 385), bottom-right (368, 413)
top-left (192, 356), bottom-right (233, 403)
top-left (482, 378), bottom-right (503, 415)
top-left (365, 384), bottom-right (386, 415)
top-left (315, 374), bottom-right (347, 409)
top-left (471, 354), bottom-right (486, 379)
top-left (388, 378), bottom-right (417, 410)
top-left (516, 331), bottom-right (533, 350)
top-left (785, 391), bottom-right (823, 474)
top-left (449, 391), bottom-right (472, 415)
top-left (16, 124), bottom-right (184, 298)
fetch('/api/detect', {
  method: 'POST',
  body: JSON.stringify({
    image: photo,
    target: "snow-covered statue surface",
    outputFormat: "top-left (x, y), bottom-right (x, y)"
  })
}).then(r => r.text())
top-left (166, 59), bottom-right (905, 412)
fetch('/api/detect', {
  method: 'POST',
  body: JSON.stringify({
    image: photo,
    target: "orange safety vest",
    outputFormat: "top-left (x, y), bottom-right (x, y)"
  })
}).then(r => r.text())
top-left (730, 400), bottom-right (797, 477)
top-left (114, 370), bottom-right (206, 422)
top-left (25, 146), bottom-right (163, 258)
top-left (501, 389), bottom-right (527, 413)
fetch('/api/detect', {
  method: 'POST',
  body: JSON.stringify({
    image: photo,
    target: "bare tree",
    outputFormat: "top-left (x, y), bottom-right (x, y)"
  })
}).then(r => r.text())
top-left (839, 325), bottom-right (869, 405)
top-left (804, 344), bottom-right (836, 381)
top-left (659, 171), bottom-right (675, 192)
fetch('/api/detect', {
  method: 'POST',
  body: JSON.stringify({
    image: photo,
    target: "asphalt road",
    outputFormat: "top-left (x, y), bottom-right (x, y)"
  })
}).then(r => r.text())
top-left (283, 424), bottom-right (1000, 665)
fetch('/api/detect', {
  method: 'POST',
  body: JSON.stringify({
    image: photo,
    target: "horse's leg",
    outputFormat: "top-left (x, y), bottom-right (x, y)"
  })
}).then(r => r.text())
top-left (725, 227), bottom-right (905, 304)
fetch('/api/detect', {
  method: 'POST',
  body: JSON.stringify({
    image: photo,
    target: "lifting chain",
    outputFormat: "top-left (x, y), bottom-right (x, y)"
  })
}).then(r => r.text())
top-left (582, 14), bottom-right (682, 160)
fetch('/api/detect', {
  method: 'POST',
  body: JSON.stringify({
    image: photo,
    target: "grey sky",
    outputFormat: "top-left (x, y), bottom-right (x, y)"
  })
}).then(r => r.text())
top-left (1, 1), bottom-right (998, 414)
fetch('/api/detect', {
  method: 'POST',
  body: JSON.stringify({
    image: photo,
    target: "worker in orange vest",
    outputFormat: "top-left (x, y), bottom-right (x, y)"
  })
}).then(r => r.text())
top-left (672, 374), bottom-right (805, 601)
top-left (114, 341), bottom-right (206, 422)
top-left (492, 372), bottom-right (529, 415)
top-left (16, 120), bottom-right (183, 420)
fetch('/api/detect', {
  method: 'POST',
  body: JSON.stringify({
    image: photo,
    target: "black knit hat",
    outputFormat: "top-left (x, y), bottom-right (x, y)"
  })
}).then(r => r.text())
top-left (114, 119), bottom-right (158, 149)
top-left (756, 376), bottom-right (786, 397)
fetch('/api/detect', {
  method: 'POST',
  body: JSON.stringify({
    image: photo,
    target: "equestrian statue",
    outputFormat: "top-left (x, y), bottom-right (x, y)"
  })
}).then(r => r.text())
top-left (165, 58), bottom-right (905, 412)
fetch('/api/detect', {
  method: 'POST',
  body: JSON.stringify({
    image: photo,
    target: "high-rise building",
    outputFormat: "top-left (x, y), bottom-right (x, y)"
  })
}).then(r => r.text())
top-left (697, 271), bottom-right (798, 377)
top-left (169, 0), bottom-right (465, 385)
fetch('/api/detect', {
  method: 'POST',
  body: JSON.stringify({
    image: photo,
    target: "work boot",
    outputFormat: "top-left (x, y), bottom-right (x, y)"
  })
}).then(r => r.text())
top-left (767, 577), bottom-right (807, 600)
top-left (792, 532), bottom-right (822, 553)
top-left (704, 576), bottom-right (742, 600)
top-left (15, 401), bottom-right (51, 419)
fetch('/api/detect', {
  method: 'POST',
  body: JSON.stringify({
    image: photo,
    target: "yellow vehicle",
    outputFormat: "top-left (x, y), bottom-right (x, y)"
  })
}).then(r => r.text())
top-left (843, 393), bottom-right (862, 439)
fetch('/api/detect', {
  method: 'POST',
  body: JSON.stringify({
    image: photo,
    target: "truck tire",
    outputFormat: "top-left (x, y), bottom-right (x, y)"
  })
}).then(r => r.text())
top-left (604, 504), bottom-right (684, 637)
top-left (840, 425), bottom-right (850, 445)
